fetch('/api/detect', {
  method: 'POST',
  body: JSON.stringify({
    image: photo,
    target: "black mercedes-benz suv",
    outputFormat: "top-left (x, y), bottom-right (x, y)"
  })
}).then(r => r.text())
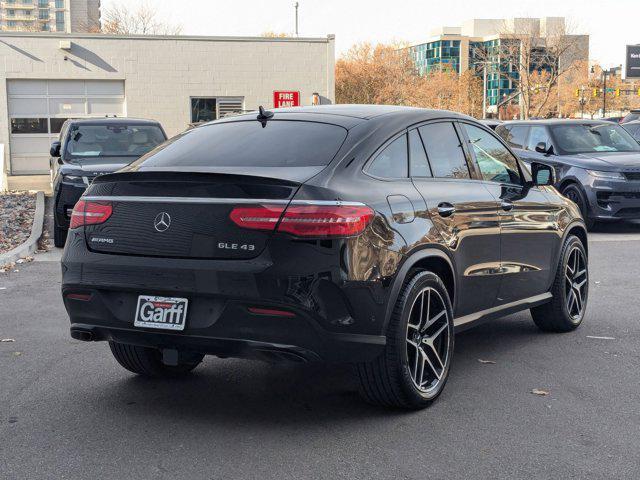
top-left (50, 117), bottom-right (167, 247)
top-left (61, 105), bottom-right (588, 409)
top-left (496, 120), bottom-right (640, 229)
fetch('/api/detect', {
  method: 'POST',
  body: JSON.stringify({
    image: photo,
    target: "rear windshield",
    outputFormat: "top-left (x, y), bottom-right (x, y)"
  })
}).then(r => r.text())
top-left (65, 124), bottom-right (166, 159)
top-left (135, 120), bottom-right (348, 168)
top-left (551, 123), bottom-right (640, 154)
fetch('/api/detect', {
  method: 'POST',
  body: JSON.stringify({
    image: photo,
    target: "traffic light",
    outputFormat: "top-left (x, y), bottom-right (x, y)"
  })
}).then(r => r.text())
top-left (593, 88), bottom-right (599, 97)
top-left (574, 88), bottom-right (580, 97)
top-left (615, 88), bottom-right (621, 97)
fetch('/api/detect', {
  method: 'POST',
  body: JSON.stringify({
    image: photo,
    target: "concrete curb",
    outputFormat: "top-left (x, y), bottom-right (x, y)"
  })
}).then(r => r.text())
top-left (0, 191), bottom-right (45, 266)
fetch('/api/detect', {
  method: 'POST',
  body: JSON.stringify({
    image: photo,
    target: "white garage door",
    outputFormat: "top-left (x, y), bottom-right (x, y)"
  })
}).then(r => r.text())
top-left (7, 80), bottom-right (126, 174)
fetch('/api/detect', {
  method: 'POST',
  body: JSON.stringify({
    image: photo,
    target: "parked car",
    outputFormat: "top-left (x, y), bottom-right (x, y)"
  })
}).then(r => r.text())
top-left (620, 109), bottom-right (640, 124)
top-left (621, 120), bottom-right (640, 141)
top-left (62, 105), bottom-right (588, 409)
top-left (602, 116), bottom-right (624, 123)
top-left (496, 119), bottom-right (640, 229)
top-left (479, 119), bottom-right (503, 130)
top-left (50, 118), bottom-right (167, 247)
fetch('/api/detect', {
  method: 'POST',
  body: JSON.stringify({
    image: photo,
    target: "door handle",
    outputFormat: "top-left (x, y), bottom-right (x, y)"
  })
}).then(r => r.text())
top-left (437, 202), bottom-right (455, 218)
top-left (501, 200), bottom-right (514, 211)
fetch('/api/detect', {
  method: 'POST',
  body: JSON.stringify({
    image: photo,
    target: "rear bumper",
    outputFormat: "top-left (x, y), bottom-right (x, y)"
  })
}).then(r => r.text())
top-left (61, 230), bottom-right (391, 363)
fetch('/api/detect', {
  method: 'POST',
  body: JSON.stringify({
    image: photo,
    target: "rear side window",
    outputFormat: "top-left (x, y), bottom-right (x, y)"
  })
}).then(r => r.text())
top-left (419, 122), bottom-right (470, 179)
top-left (408, 129), bottom-right (432, 177)
top-left (498, 125), bottom-right (528, 149)
top-left (367, 135), bottom-right (408, 178)
top-left (137, 120), bottom-right (348, 168)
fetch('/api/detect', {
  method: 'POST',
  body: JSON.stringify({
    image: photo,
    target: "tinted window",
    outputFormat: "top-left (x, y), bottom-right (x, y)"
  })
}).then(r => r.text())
top-left (138, 120), bottom-right (348, 168)
top-left (408, 129), bottom-right (431, 177)
top-left (50, 118), bottom-right (70, 134)
top-left (367, 135), bottom-right (408, 178)
top-left (463, 124), bottom-right (521, 185)
top-left (526, 126), bottom-right (550, 151)
top-left (419, 122), bottom-right (470, 179)
top-left (551, 123), bottom-right (640, 154)
top-left (498, 125), bottom-right (528, 149)
top-left (11, 118), bottom-right (48, 134)
top-left (65, 124), bottom-right (167, 158)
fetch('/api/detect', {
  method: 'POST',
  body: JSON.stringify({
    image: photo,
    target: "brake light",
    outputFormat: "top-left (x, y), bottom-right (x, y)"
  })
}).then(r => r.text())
top-left (69, 200), bottom-right (112, 229)
top-left (229, 203), bottom-right (374, 238)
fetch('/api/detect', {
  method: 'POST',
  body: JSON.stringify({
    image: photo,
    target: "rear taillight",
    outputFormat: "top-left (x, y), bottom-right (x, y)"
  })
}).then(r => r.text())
top-left (230, 203), bottom-right (374, 238)
top-left (69, 200), bottom-right (113, 229)
top-left (229, 205), bottom-right (287, 231)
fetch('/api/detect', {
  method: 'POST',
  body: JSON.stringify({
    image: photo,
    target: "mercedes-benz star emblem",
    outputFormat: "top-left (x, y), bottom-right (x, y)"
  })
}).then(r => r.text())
top-left (154, 212), bottom-right (171, 232)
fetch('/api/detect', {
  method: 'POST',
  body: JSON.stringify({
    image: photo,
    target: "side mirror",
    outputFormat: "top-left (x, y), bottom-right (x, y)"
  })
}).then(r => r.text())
top-left (535, 141), bottom-right (549, 154)
top-left (531, 162), bottom-right (555, 186)
top-left (50, 141), bottom-right (61, 157)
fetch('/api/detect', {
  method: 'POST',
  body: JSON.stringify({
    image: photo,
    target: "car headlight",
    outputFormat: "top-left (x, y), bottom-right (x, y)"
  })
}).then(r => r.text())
top-left (62, 174), bottom-right (85, 184)
top-left (586, 170), bottom-right (625, 180)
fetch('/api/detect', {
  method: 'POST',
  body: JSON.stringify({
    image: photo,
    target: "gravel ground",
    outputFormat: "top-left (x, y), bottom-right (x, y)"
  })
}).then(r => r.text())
top-left (0, 192), bottom-right (36, 254)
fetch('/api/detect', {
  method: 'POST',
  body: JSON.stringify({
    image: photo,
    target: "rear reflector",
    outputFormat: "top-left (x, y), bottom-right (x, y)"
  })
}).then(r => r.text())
top-left (69, 200), bottom-right (112, 229)
top-left (230, 203), bottom-right (374, 238)
top-left (65, 293), bottom-right (92, 301)
top-left (248, 307), bottom-right (296, 318)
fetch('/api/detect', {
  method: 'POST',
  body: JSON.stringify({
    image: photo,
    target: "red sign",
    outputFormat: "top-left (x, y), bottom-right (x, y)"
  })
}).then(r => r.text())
top-left (273, 91), bottom-right (300, 108)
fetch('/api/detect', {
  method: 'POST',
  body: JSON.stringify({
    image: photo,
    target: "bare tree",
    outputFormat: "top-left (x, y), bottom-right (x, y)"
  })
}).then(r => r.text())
top-left (101, 3), bottom-right (182, 35)
top-left (473, 19), bottom-right (588, 119)
top-left (335, 42), bottom-right (483, 117)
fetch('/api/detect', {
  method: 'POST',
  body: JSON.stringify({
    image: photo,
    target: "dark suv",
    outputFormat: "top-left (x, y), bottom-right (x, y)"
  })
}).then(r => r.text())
top-left (62, 105), bottom-right (588, 409)
top-left (50, 118), bottom-right (167, 247)
top-left (496, 120), bottom-right (640, 229)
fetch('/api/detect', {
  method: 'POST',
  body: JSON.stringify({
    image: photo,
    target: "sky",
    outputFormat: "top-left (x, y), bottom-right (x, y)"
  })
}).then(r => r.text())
top-left (101, 0), bottom-right (638, 68)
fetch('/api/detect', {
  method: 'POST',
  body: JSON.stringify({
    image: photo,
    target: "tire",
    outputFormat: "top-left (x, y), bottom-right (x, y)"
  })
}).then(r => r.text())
top-left (109, 341), bottom-right (203, 378)
top-left (356, 271), bottom-right (454, 409)
top-left (531, 235), bottom-right (588, 332)
top-left (562, 184), bottom-right (596, 230)
top-left (53, 224), bottom-right (67, 248)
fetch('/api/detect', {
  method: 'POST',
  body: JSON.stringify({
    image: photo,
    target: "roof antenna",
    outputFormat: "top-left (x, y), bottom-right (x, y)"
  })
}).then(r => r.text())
top-left (257, 105), bottom-right (274, 127)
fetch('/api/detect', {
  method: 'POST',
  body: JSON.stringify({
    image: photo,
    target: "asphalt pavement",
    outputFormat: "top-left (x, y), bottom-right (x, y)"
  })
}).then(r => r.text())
top-left (1, 217), bottom-right (639, 479)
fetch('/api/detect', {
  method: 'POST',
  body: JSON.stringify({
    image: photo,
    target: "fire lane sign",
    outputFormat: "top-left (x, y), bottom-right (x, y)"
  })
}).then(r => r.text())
top-left (273, 91), bottom-right (300, 108)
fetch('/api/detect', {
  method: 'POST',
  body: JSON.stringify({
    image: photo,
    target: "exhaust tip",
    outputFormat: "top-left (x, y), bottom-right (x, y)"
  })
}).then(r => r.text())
top-left (70, 329), bottom-right (94, 342)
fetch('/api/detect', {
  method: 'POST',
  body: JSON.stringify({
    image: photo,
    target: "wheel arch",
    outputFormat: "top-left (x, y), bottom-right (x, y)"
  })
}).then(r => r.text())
top-left (565, 222), bottom-right (588, 256)
top-left (382, 248), bottom-right (456, 333)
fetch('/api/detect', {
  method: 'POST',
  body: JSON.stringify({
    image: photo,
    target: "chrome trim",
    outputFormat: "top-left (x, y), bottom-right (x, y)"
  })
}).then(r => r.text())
top-left (81, 196), bottom-right (366, 207)
top-left (454, 292), bottom-right (552, 330)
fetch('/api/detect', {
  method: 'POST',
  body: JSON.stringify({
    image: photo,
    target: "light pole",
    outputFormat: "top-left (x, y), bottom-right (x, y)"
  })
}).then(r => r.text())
top-left (294, 2), bottom-right (299, 37)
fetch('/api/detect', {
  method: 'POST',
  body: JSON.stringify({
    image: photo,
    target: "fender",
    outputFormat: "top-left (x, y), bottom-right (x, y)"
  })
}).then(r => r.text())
top-left (547, 219), bottom-right (588, 291)
top-left (381, 247), bottom-right (456, 333)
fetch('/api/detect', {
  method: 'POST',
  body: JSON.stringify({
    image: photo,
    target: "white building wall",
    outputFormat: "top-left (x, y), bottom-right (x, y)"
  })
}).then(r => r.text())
top-left (0, 32), bottom-right (335, 175)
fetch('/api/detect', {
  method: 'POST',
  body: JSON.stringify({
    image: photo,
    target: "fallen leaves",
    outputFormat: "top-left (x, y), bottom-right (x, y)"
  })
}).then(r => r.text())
top-left (0, 191), bottom-right (36, 255)
top-left (531, 388), bottom-right (550, 396)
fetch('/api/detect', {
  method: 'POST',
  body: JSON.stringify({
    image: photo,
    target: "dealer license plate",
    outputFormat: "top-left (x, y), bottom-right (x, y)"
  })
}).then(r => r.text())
top-left (134, 295), bottom-right (188, 331)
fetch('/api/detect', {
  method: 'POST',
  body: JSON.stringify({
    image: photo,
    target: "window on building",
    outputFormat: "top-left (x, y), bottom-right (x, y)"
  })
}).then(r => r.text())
top-left (408, 129), bottom-right (431, 177)
top-left (55, 0), bottom-right (64, 7)
top-left (50, 118), bottom-right (69, 134)
top-left (40, 22), bottom-right (49, 31)
top-left (367, 135), bottom-right (408, 179)
top-left (38, 0), bottom-right (48, 6)
top-left (8, 9), bottom-right (16, 15)
top-left (8, 20), bottom-right (17, 27)
top-left (38, 8), bottom-right (49, 19)
top-left (463, 124), bottom-right (521, 185)
top-left (419, 122), bottom-right (470, 179)
top-left (11, 118), bottom-right (48, 134)
top-left (190, 98), bottom-right (217, 123)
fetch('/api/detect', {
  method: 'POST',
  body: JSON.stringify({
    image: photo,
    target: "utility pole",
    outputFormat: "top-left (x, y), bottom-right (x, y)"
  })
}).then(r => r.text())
top-left (603, 70), bottom-right (607, 118)
top-left (294, 2), bottom-right (299, 37)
